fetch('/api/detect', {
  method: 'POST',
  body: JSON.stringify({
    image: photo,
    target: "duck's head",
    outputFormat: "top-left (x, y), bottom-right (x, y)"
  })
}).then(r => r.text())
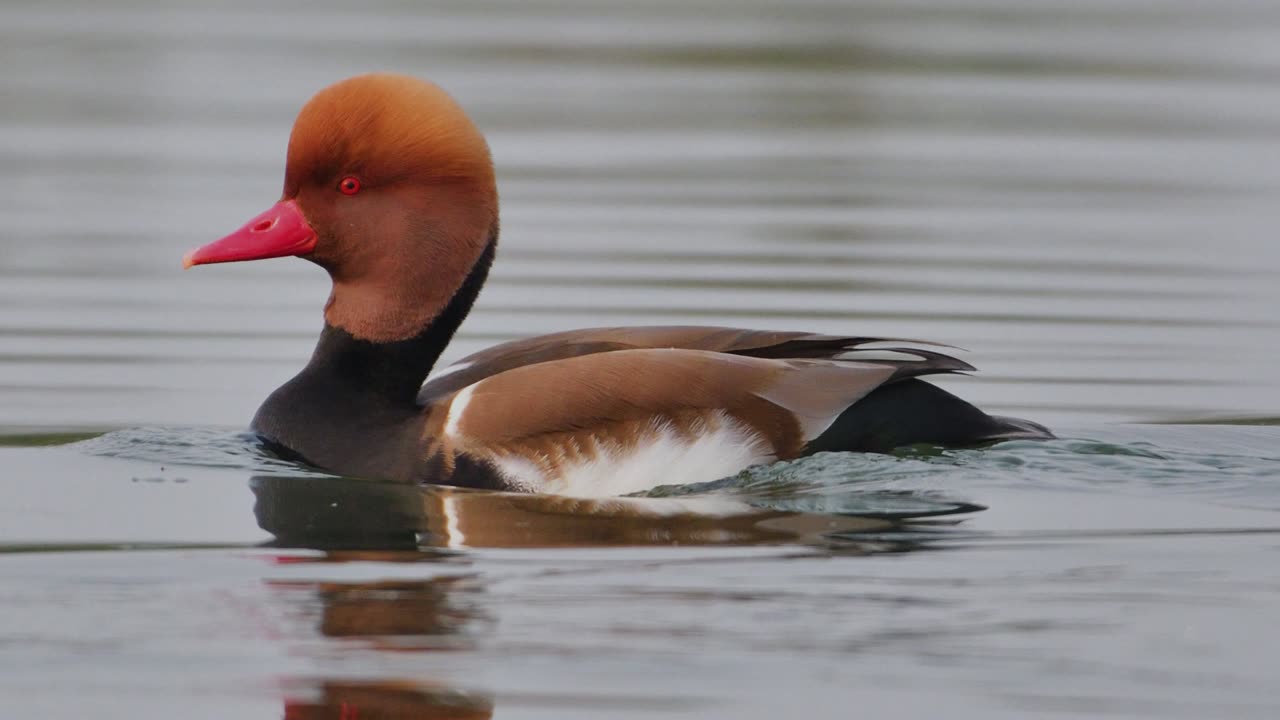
top-left (184, 73), bottom-right (498, 342)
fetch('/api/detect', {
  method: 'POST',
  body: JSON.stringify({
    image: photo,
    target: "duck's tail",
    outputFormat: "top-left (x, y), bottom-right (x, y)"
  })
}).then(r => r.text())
top-left (805, 378), bottom-right (1054, 455)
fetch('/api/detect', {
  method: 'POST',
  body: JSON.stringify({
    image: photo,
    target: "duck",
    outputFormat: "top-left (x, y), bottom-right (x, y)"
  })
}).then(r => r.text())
top-left (183, 73), bottom-right (1052, 497)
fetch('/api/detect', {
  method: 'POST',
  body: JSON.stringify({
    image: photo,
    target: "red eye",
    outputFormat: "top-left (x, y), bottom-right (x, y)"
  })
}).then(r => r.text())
top-left (338, 177), bottom-right (361, 195)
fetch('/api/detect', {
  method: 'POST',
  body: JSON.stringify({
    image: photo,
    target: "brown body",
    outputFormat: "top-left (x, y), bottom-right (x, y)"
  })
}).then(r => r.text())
top-left (186, 74), bottom-right (1051, 495)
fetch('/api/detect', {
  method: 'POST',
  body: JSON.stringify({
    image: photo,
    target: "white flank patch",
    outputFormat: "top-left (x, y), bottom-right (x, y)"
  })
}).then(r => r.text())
top-left (489, 455), bottom-right (544, 492)
top-left (425, 360), bottom-right (473, 383)
top-left (444, 384), bottom-right (474, 438)
top-left (540, 413), bottom-right (773, 498)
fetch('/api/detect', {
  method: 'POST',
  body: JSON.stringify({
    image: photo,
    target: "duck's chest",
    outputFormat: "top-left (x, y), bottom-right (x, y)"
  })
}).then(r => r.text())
top-left (249, 376), bottom-right (444, 484)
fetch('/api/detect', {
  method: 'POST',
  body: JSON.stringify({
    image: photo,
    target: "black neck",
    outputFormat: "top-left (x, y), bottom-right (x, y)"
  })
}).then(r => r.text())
top-left (303, 235), bottom-right (496, 405)
top-left (250, 235), bottom-right (495, 479)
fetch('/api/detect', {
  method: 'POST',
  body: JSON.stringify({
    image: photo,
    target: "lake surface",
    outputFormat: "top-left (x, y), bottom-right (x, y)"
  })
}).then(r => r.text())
top-left (3, 0), bottom-right (1280, 717)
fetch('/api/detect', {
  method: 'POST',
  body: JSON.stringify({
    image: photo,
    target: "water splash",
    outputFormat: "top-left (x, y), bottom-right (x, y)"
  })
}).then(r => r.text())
top-left (58, 424), bottom-right (1280, 518)
top-left (647, 426), bottom-right (1280, 513)
top-left (71, 425), bottom-right (332, 477)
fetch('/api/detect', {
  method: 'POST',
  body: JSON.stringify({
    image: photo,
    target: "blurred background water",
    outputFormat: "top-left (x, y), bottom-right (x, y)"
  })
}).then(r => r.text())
top-left (2, 0), bottom-right (1280, 718)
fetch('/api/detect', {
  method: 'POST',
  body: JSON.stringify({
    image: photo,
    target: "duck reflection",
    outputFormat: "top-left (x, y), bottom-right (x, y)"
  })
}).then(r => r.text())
top-left (314, 576), bottom-right (481, 645)
top-left (250, 474), bottom-right (966, 550)
top-left (255, 476), bottom-right (972, 718)
top-left (272, 563), bottom-right (492, 718)
top-left (283, 679), bottom-right (493, 720)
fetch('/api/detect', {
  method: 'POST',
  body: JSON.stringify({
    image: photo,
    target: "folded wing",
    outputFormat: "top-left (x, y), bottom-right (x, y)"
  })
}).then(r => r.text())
top-left (430, 348), bottom-right (916, 495)
top-left (419, 325), bottom-right (973, 402)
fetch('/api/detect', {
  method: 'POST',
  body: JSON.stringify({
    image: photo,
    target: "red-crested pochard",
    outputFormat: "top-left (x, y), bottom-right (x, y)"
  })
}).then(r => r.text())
top-left (184, 73), bottom-right (1051, 496)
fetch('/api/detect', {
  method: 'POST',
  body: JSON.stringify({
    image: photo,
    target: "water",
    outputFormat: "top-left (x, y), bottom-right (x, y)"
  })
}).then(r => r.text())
top-left (3, 0), bottom-right (1280, 717)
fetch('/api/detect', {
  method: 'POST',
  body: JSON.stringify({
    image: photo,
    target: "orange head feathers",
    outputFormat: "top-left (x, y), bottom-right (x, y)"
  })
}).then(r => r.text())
top-left (283, 73), bottom-right (496, 198)
top-left (186, 73), bottom-right (500, 342)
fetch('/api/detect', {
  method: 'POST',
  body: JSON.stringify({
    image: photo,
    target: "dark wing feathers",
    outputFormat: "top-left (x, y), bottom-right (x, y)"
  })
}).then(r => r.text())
top-left (851, 346), bottom-right (977, 380)
top-left (419, 325), bottom-right (972, 404)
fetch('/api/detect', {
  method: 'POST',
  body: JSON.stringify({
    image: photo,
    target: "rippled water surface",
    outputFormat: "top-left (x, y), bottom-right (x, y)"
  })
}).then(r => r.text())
top-left (3, 0), bottom-right (1280, 718)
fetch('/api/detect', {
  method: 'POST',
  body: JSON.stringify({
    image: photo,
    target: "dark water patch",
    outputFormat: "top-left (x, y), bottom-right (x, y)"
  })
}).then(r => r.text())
top-left (0, 327), bottom-right (318, 341)
top-left (0, 430), bottom-right (106, 447)
top-left (0, 541), bottom-right (256, 555)
top-left (0, 352), bottom-right (289, 365)
top-left (1161, 415), bottom-right (1280, 426)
